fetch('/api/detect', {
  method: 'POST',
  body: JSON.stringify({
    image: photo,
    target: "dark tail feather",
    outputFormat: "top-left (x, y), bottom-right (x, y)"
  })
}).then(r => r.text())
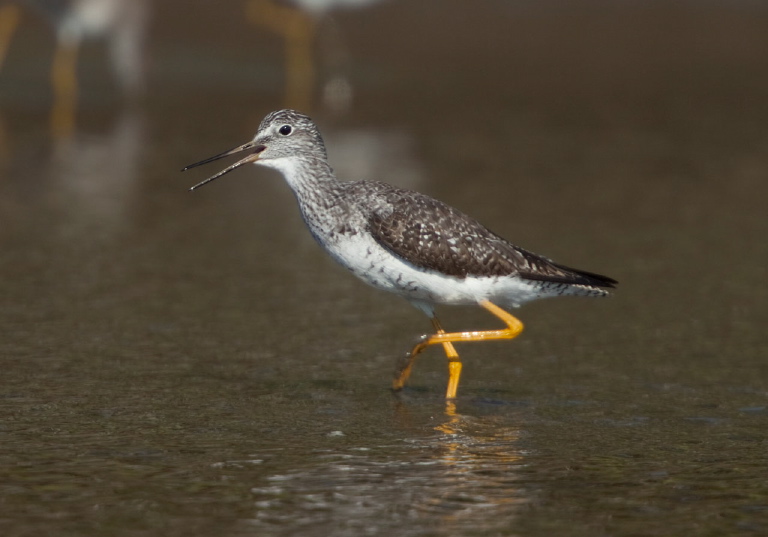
top-left (524, 263), bottom-right (617, 289)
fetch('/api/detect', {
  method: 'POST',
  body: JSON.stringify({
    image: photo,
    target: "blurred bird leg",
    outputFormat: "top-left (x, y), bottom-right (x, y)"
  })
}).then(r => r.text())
top-left (247, 0), bottom-right (315, 110)
top-left (0, 4), bottom-right (21, 70)
top-left (50, 36), bottom-right (79, 138)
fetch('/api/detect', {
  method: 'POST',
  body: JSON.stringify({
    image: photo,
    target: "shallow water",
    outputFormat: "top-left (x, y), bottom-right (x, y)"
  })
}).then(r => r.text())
top-left (1, 1), bottom-right (767, 535)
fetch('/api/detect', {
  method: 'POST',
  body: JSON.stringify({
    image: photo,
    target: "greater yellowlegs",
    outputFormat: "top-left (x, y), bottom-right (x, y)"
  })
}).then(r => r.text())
top-left (184, 109), bottom-right (617, 399)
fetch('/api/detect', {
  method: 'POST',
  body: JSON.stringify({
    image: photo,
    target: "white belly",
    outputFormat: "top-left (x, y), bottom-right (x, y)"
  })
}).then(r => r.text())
top-left (321, 232), bottom-right (546, 313)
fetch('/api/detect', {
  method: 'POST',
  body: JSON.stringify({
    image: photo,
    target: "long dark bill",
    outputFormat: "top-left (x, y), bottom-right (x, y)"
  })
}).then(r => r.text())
top-left (183, 141), bottom-right (265, 191)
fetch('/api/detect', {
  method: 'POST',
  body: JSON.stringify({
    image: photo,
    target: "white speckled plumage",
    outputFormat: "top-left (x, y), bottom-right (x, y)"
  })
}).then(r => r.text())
top-left (184, 109), bottom-right (617, 396)
top-left (210, 110), bottom-right (615, 315)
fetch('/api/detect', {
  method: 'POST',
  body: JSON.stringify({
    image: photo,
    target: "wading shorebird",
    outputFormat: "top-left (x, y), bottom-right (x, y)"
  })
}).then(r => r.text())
top-left (184, 109), bottom-right (617, 399)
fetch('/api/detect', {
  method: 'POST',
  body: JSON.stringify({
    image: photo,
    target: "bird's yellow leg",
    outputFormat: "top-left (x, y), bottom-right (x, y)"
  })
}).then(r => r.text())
top-left (431, 317), bottom-right (463, 400)
top-left (392, 316), bottom-right (457, 393)
top-left (393, 300), bottom-right (524, 399)
top-left (432, 317), bottom-right (459, 359)
top-left (0, 4), bottom-right (21, 71)
top-left (50, 39), bottom-right (79, 138)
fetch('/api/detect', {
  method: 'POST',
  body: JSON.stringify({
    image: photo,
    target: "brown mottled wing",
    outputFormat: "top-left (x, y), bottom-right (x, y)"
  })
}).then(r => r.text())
top-left (362, 182), bottom-right (616, 288)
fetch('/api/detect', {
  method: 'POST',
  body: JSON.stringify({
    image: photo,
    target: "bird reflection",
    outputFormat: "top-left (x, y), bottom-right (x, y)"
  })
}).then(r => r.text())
top-left (243, 401), bottom-right (528, 533)
top-left (46, 110), bottom-right (145, 237)
top-left (424, 401), bottom-right (527, 528)
top-left (246, 0), bottom-right (382, 112)
top-left (0, 0), bottom-right (149, 138)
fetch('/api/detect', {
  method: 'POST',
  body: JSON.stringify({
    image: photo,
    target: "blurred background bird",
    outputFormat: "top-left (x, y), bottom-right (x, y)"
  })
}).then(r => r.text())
top-left (0, 0), bottom-right (149, 137)
top-left (246, 0), bottom-right (382, 113)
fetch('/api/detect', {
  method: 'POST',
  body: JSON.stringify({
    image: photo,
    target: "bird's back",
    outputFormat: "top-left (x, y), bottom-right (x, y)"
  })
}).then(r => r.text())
top-left (346, 180), bottom-right (616, 292)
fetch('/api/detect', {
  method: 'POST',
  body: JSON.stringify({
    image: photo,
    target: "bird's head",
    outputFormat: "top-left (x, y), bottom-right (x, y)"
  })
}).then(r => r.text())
top-left (183, 109), bottom-right (326, 191)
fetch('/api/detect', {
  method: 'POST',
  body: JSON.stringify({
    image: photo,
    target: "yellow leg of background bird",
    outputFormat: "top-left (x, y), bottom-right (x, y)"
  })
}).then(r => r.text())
top-left (50, 39), bottom-right (79, 138)
top-left (246, 0), bottom-right (315, 111)
top-left (0, 5), bottom-right (19, 162)
top-left (393, 300), bottom-right (524, 398)
top-left (0, 4), bottom-right (20, 71)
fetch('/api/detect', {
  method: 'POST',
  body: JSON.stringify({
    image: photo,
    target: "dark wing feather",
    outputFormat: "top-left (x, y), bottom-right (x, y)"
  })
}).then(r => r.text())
top-left (359, 182), bottom-right (616, 289)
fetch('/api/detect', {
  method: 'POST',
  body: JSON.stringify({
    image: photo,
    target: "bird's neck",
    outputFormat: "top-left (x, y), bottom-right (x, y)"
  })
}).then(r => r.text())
top-left (261, 155), bottom-right (356, 245)
top-left (260, 155), bottom-right (346, 222)
top-left (261, 156), bottom-right (339, 195)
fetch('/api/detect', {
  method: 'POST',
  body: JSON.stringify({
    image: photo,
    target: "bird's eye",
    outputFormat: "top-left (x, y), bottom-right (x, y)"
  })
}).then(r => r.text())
top-left (279, 125), bottom-right (292, 136)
